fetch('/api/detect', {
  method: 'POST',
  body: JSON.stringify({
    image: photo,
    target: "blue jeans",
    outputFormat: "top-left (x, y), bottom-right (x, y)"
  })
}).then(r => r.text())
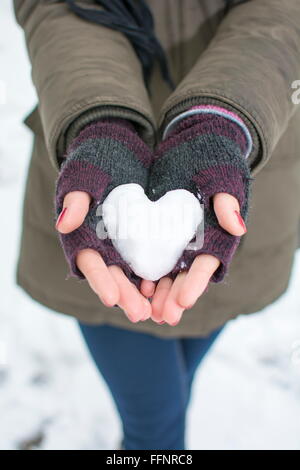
top-left (77, 321), bottom-right (224, 450)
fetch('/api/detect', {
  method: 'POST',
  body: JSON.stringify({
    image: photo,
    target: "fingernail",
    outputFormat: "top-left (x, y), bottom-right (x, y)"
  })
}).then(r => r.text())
top-left (158, 321), bottom-right (165, 324)
top-left (234, 210), bottom-right (247, 233)
top-left (170, 320), bottom-right (180, 326)
top-left (55, 207), bottom-right (67, 229)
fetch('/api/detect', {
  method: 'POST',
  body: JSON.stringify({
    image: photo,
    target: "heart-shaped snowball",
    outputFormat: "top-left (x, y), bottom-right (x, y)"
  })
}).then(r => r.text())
top-left (102, 183), bottom-right (203, 281)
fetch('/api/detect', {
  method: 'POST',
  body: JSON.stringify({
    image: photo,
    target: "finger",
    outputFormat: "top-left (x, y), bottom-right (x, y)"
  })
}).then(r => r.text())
top-left (150, 277), bottom-right (173, 323)
top-left (213, 192), bottom-right (247, 236)
top-left (160, 272), bottom-right (187, 325)
top-left (56, 191), bottom-right (91, 234)
top-left (76, 249), bottom-right (120, 307)
top-left (108, 266), bottom-right (151, 322)
top-left (177, 254), bottom-right (220, 309)
top-left (140, 279), bottom-right (156, 298)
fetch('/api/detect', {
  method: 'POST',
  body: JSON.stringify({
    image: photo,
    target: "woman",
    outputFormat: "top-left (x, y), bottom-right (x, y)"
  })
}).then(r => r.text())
top-left (13, 0), bottom-right (300, 450)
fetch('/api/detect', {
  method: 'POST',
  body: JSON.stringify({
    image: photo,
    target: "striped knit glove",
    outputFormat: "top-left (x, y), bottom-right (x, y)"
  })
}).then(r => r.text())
top-left (55, 117), bottom-right (153, 286)
top-left (148, 106), bottom-right (253, 283)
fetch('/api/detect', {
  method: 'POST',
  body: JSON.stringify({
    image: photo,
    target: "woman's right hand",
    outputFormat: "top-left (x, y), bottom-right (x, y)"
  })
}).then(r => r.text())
top-left (54, 117), bottom-right (156, 323)
top-left (56, 189), bottom-right (154, 323)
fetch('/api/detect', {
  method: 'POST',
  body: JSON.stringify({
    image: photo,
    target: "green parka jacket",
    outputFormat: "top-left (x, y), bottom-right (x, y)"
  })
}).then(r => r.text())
top-left (13, 0), bottom-right (300, 337)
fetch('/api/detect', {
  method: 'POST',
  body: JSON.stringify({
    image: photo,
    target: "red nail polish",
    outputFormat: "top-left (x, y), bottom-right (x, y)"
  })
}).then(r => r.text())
top-left (234, 210), bottom-right (247, 233)
top-left (158, 321), bottom-right (165, 324)
top-left (55, 207), bottom-right (67, 228)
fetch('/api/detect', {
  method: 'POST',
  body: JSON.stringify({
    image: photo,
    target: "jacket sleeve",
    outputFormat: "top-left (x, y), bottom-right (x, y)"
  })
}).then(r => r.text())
top-left (157, 0), bottom-right (300, 177)
top-left (13, 0), bottom-right (156, 171)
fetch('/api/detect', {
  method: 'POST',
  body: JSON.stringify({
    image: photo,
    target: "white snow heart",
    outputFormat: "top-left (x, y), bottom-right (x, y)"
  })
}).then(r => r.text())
top-left (101, 183), bottom-right (203, 281)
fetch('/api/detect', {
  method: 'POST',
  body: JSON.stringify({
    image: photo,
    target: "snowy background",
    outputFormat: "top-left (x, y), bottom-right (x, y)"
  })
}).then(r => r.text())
top-left (1, 0), bottom-right (300, 450)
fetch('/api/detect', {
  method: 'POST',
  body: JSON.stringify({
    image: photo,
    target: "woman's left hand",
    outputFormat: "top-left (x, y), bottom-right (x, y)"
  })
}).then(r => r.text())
top-left (140, 192), bottom-right (247, 326)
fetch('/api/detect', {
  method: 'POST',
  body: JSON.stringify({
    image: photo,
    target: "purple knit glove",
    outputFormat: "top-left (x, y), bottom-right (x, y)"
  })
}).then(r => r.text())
top-left (148, 110), bottom-right (253, 283)
top-left (55, 117), bottom-right (153, 286)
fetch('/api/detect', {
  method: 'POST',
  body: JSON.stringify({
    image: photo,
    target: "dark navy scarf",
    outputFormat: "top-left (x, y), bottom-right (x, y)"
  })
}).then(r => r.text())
top-left (64, 0), bottom-right (249, 92)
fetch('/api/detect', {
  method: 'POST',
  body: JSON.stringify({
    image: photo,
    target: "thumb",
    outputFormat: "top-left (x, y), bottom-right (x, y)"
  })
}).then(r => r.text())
top-left (213, 192), bottom-right (247, 236)
top-left (55, 190), bottom-right (91, 234)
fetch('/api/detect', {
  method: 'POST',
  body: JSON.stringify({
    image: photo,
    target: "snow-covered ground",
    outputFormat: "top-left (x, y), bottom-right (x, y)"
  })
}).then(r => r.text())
top-left (1, 0), bottom-right (300, 450)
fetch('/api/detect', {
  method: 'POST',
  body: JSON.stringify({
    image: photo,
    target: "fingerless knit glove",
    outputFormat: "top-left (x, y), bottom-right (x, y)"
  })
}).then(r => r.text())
top-left (55, 117), bottom-right (153, 286)
top-left (148, 106), bottom-right (253, 283)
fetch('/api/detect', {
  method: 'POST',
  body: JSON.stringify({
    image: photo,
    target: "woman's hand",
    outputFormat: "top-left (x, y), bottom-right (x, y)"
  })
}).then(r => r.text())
top-left (56, 190), bottom-right (152, 323)
top-left (142, 108), bottom-right (253, 326)
top-left (140, 192), bottom-right (247, 326)
top-left (54, 118), bottom-right (155, 323)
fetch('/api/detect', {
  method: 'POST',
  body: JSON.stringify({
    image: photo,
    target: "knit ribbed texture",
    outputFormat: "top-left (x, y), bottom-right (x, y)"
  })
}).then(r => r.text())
top-left (148, 111), bottom-right (253, 283)
top-left (55, 117), bottom-right (153, 286)
top-left (163, 104), bottom-right (253, 159)
top-left (161, 96), bottom-right (262, 171)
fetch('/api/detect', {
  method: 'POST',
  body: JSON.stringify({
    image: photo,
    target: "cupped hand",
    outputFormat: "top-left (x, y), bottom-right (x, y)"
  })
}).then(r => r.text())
top-left (56, 191), bottom-right (247, 327)
top-left (56, 190), bottom-right (152, 323)
top-left (140, 192), bottom-right (247, 326)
